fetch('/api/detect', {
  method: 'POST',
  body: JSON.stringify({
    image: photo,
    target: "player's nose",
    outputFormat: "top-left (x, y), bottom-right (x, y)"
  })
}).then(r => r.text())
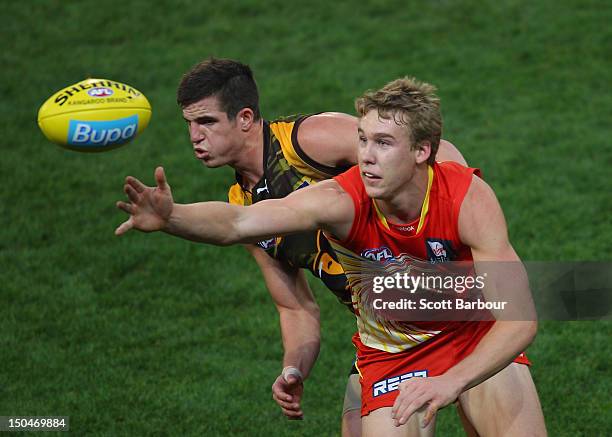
top-left (359, 142), bottom-right (376, 164)
top-left (188, 121), bottom-right (205, 143)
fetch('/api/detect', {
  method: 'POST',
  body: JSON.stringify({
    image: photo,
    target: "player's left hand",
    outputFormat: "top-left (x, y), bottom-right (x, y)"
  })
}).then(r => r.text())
top-left (271, 367), bottom-right (304, 419)
top-left (391, 374), bottom-right (462, 428)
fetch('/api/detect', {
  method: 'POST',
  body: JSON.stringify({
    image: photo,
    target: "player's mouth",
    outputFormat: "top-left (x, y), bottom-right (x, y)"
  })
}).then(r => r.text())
top-left (194, 147), bottom-right (211, 160)
top-left (362, 171), bottom-right (382, 182)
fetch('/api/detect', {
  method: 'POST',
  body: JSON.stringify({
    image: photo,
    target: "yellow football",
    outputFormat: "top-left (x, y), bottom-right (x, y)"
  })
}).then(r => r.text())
top-left (37, 78), bottom-right (152, 152)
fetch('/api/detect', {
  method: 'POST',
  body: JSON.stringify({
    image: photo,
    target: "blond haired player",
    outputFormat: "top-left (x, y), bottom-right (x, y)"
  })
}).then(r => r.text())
top-left (172, 58), bottom-right (470, 436)
top-left (116, 76), bottom-right (547, 435)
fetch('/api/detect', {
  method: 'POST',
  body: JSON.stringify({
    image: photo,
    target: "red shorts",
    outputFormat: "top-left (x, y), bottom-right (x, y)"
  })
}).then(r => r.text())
top-left (354, 322), bottom-right (531, 416)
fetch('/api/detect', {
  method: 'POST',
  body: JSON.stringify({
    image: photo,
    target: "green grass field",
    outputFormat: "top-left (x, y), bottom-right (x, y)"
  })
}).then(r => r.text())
top-left (1, 0), bottom-right (610, 435)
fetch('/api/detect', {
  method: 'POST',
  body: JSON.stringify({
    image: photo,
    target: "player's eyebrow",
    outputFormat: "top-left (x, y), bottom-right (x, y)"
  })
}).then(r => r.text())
top-left (183, 115), bottom-right (219, 124)
top-left (358, 128), bottom-right (396, 140)
top-left (372, 133), bottom-right (395, 140)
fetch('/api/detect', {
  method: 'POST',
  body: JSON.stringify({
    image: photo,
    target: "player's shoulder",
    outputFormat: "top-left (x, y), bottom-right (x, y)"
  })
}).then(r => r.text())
top-left (463, 173), bottom-right (497, 206)
top-left (433, 161), bottom-right (482, 205)
top-left (267, 113), bottom-right (309, 146)
top-left (267, 113), bottom-right (307, 143)
top-left (458, 174), bottom-right (505, 241)
top-left (435, 160), bottom-right (475, 176)
top-left (269, 113), bottom-right (307, 126)
top-left (308, 179), bottom-right (356, 234)
top-left (296, 112), bottom-right (358, 168)
top-left (297, 112), bottom-right (357, 145)
top-left (265, 112), bottom-right (359, 179)
top-left (298, 112), bottom-right (357, 132)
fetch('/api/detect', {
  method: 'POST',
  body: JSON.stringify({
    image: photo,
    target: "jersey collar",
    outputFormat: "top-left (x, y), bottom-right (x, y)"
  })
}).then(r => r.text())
top-left (372, 165), bottom-right (434, 235)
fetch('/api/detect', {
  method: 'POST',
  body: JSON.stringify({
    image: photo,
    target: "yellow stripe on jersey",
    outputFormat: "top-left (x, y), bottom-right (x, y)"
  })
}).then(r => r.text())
top-left (372, 165), bottom-right (434, 234)
top-left (269, 120), bottom-right (331, 181)
top-left (228, 183), bottom-right (252, 206)
top-left (354, 360), bottom-right (363, 379)
top-left (417, 165), bottom-right (434, 233)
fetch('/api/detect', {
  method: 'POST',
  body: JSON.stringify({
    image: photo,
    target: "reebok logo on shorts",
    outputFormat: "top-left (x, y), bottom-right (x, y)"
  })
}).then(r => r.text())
top-left (372, 370), bottom-right (428, 397)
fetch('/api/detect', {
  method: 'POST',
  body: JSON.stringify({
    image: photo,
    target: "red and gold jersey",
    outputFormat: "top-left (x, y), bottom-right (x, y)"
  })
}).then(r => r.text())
top-left (329, 162), bottom-right (483, 352)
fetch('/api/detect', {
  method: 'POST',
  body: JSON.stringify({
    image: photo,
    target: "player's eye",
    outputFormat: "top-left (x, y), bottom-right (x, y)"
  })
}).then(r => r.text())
top-left (196, 117), bottom-right (215, 125)
top-left (358, 135), bottom-right (367, 144)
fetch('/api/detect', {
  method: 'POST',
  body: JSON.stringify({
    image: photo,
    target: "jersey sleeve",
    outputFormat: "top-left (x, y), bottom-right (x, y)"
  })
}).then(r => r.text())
top-left (270, 114), bottom-right (352, 181)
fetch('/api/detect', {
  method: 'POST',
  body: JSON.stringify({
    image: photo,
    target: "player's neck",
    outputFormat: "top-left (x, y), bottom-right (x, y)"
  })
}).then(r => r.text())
top-left (232, 120), bottom-right (264, 190)
top-left (376, 165), bottom-right (429, 223)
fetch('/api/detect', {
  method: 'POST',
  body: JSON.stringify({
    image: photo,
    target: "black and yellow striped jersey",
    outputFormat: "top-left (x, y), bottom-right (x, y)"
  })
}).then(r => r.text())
top-left (228, 114), bottom-right (351, 308)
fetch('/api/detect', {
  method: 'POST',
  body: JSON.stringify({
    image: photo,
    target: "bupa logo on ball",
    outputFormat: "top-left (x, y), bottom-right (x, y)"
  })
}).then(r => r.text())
top-left (87, 87), bottom-right (114, 98)
top-left (67, 115), bottom-right (139, 147)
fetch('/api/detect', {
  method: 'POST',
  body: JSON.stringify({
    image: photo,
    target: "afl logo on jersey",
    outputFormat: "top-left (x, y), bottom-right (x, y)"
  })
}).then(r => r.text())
top-left (425, 239), bottom-right (455, 263)
top-left (362, 246), bottom-right (394, 262)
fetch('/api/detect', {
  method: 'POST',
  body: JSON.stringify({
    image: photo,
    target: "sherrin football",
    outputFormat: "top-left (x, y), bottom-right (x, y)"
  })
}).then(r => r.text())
top-left (37, 78), bottom-right (152, 152)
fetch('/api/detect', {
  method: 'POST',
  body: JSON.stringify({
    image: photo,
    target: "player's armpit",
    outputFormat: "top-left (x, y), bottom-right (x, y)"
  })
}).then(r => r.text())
top-left (297, 112), bottom-right (359, 168)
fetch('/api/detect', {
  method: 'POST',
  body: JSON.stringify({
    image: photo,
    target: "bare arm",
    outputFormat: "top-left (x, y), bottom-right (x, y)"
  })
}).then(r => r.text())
top-left (115, 167), bottom-right (354, 244)
top-left (246, 245), bottom-right (320, 418)
top-left (297, 112), bottom-right (359, 167)
top-left (445, 176), bottom-right (537, 388)
top-left (392, 175), bottom-right (537, 427)
top-left (247, 245), bottom-right (320, 378)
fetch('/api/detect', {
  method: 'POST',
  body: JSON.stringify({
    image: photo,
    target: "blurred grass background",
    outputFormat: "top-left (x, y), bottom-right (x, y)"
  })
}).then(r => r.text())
top-left (1, 0), bottom-right (610, 435)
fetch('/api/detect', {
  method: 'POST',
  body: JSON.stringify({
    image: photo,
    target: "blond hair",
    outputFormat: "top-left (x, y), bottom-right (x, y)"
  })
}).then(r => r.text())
top-left (355, 77), bottom-right (442, 164)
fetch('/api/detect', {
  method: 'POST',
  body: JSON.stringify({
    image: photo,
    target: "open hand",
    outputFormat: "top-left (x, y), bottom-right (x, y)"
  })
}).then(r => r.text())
top-left (115, 166), bottom-right (174, 235)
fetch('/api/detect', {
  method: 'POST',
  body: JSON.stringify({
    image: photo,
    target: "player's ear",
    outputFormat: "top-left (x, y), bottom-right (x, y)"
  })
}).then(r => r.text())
top-left (237, 108), bottom-right (255, 131)
top-left (414, 140), bottom-right (432, 164)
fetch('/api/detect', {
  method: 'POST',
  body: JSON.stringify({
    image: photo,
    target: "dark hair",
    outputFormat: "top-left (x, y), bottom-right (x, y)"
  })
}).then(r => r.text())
top-left (177, 58), bottom-right (261, 121)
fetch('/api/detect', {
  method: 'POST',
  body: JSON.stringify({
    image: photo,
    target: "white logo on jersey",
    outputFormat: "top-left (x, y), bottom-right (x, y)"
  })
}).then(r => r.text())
top-left (427, 241), bottom-right (447, 258)
top-left (257, 238), bottom-right (276, 250)
top-left (397, 225), bottom-right (415, 232)
top-left (362, 246), bottom-right (394, 262)
top-left (256, 180), bottom-right (269, 195)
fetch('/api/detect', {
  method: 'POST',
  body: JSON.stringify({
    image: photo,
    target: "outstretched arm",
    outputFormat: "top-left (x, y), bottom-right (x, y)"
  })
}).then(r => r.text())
top-left (116, 167), bottom-right (354, 246)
